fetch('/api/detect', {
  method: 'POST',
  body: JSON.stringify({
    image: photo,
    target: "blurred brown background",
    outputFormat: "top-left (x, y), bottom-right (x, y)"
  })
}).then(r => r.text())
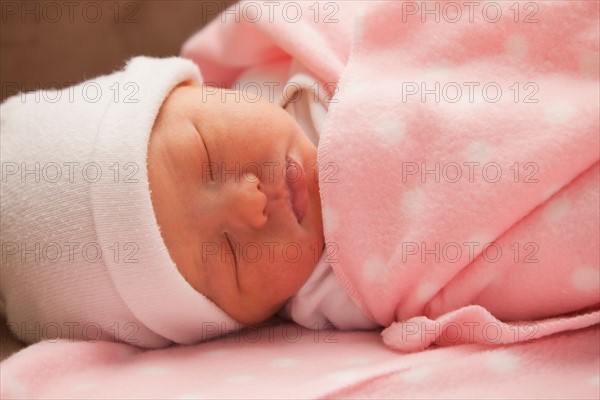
top-left (1, 0), bottom-right (236, 102)
top-left (0, 0), bottom-right (235, 360)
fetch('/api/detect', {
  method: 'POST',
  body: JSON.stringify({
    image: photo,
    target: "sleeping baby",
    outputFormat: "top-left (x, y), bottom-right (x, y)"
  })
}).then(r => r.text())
top-left (3, 0), bottom-right (598, 351)
top-left (0, 55), bottom-right (377, 349)
top-left (148, 69), bottom-right (378, 332)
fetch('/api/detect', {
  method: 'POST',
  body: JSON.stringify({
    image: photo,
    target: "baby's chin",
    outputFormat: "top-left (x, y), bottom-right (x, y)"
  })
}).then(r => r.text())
top-left (225, 294), bottom-right (290, 326)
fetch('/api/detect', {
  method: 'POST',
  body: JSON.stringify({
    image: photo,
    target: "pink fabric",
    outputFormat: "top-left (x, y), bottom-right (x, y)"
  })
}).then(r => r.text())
top-left (184, 0), bottom-right (600, 351)
top-left (319, 1), bottom-right (600, 352)
top-left (1, 321), bottom-right (598, 399)
top-left (336, 325), bottom-right (600, 400)
top-left (181, 1), bottom-right (364, 89)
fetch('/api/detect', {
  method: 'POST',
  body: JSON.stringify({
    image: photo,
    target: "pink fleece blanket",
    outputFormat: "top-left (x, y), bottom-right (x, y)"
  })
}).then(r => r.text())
top-left (2, 320), bottom-right (599, 399)
top-left (319, 1), bottom-right (600, 351)
top-left (182, 0), bottom-right (600, 351)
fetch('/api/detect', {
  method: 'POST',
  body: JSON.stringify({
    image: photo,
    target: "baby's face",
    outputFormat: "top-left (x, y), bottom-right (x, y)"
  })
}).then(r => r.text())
top-left (147, 81), bottom-right (324, 325)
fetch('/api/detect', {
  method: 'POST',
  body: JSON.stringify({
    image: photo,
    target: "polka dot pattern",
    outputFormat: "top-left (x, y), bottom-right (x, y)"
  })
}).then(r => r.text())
top-left (327, 370), bottom-right (363, 385)
top-left (375, 115), bottom-right (406, 146)
top-left (424, 63), bottom-right (451, 80)
top-left (571, 267), bottom-right (600, 293)
top-left (3, 312), bottom-right (599, 400)
top-left (362, 255), bottom-right (388, 283)
top-left (543, 101), bottom-right (576, 124)
top-left (3, 378), bottom-right (29, 399)
top-left (486, 350), bottom-right (519, 374)
top-left (401, 189), bottom-right (426, 217)
top-left (322, 205), bottom-right (340, 233)
top-left (462, 140), bottom-right (493, 165)
top-left (542, 197), bottom-right (571, 223)
top-left (587, 374), bottom-right (600, 387)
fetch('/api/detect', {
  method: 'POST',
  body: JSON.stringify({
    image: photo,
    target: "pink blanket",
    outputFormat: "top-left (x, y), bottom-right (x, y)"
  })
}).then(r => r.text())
top-left (2, 320), bottom-right (598, 399)
top-left (183, 0), bottom-right (600, 351)
top-left (321, 0), bottom-right (600, 352)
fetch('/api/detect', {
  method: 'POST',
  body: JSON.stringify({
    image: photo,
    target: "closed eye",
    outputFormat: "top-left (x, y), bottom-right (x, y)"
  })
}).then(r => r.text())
top-left (196, 126), bottom-right (214, 181)
top-left (225, 232), bottom-right (239, 290)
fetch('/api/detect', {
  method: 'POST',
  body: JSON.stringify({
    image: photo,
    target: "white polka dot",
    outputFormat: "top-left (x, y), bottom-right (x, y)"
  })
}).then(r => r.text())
top-left (323, 205), bottom-right (339, 233)
top-left (401, 189), bottom-right (426, 217)
top-left (504, 34), bottom-right (529, 59)
top-left (544, 101), bottom-right (576, 124)
top-left (571, 267), bottom-right (600, 292)
top-left (363, 255), bottom-right (388, 283)
top-left (542, 197), bottom-right (570, 223)
top-left (327, 370), bottom-right (363, 385)
top-left (269, 357), bottom-right (300, 368)
top-left (224, 374), bottom-right (256, 384)
top-left (462, 140), bottom-right (493, 165)
top-left (400, 366), bottom-right (433, 383)
top-left (6, 378), bottom-right (29, 398)
top-left (486, 350), bottom-right (519, 374)
top-left (415, 281), bottom-right (438, 302)
top-left (140, 366), bottom-right (169, 376)
top-left (424, 63), bottom-right (451, 80)
top-left (375, 116), bottom-right (406, 145)
top-left (587, 374), bottom-right (600, 387)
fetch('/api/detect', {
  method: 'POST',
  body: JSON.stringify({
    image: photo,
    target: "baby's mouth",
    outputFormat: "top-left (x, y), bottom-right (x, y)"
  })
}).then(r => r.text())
top-left (285, 157), bottom-right (308, 223)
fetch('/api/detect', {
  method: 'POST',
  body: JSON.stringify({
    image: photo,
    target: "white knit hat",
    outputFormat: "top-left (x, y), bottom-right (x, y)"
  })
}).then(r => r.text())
top-left (0, 56), bottom-right (242, 348)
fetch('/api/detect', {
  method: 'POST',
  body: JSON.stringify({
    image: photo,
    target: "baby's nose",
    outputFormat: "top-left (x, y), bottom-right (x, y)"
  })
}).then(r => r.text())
top-left (223, 173), bottom-right (267, 230)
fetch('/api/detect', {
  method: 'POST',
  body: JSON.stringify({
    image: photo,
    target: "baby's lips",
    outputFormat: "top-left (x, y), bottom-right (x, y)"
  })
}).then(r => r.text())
top-left (285, 157), bottom-right (308, 223)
